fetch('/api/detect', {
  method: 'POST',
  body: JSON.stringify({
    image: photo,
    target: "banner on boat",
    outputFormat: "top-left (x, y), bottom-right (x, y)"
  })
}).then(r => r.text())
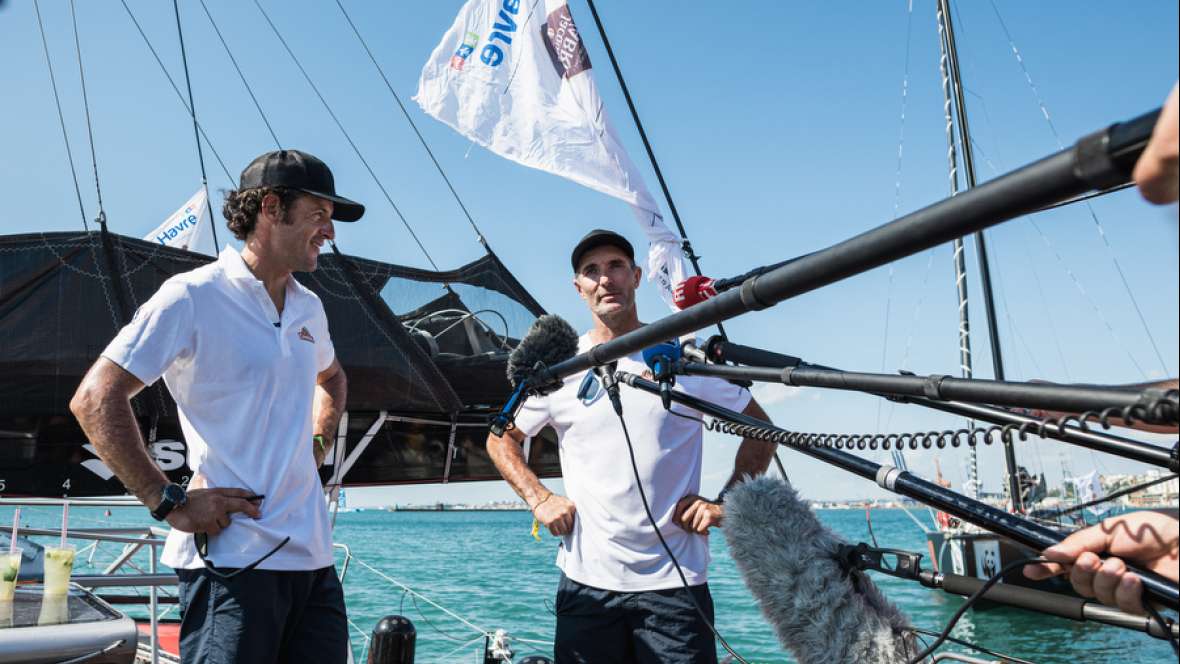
top-left (415, 0), bottom-right (686, 308)
top-left (143, 188), bottom-right (213, 256)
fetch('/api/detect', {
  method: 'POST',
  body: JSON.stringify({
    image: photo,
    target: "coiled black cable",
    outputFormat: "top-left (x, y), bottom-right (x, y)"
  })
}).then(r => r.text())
top-left (705, 392), bottom-right (1179, 453)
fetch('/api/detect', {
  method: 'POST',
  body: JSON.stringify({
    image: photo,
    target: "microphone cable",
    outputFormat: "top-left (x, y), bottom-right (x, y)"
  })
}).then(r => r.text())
top-left (609, 402), bottom-right (751, 664)
top-left (908, 556), bottom-right (1046, 663)
top-left (909, 555), bottom-right (1179, 662)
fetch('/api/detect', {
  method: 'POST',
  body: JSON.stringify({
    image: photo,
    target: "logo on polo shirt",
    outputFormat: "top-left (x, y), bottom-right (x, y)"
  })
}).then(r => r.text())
top-left (297, 326), bottom-right (316, 344)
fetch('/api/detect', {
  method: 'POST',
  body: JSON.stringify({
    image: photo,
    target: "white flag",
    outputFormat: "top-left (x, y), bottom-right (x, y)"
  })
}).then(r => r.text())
top-left (415, 0), bottom-right (686, 307)
top-left (1070, 471), bottom-right (1108, 515)
top-left (144, 188), bottom-right (213, 256)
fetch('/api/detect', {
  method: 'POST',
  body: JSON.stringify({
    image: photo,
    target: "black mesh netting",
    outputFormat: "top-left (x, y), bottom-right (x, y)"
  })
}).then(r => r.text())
top-left (0, 231), bottom-right (559, 496)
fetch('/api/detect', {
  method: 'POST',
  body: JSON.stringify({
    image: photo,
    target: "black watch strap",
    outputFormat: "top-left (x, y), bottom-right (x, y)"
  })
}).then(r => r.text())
top-left (151, 483), bottom-right (187, 521)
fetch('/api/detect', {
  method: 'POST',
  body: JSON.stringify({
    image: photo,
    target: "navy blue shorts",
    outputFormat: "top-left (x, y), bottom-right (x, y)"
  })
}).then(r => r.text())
top-left (177, 566), bottom-right (348, 664)
top-left (554, 573), bottom-right (717, 664)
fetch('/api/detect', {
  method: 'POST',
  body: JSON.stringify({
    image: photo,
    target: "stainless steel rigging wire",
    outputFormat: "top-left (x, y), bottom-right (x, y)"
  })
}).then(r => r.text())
top-left (966, 133), bottom-right (1072, 380)
top-left (33, 0), bottom-right (88, 232)
top-left (876, 0), bottom-right (915, 436)
top-left (68, 0), bottom-right (106, 231)
top-left (172, 0), bottom-right (220, 254)
top-left (117, 0), bottom-right (236, 187)
top-left (197, 0), bottom-right (282, 150)
top-left (251, 0), bottom-right (443, 273)
top-left (332, 0), bottom-right (491, 251)
top-left (987, 0), bottom-right (1170, 378)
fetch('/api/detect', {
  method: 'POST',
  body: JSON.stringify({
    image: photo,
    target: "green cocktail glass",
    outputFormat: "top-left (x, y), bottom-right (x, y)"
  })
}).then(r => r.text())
top-left (41, 544), bottom-right (76, 596)
top-left (0, 549), bottom-right (20, 601)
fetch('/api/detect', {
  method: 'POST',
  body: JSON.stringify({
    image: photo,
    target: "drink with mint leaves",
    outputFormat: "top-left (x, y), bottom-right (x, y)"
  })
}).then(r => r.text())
top-left (41, 544), bottom-right (75, 596)
top-left (0, 549), bottom-right (20, 601)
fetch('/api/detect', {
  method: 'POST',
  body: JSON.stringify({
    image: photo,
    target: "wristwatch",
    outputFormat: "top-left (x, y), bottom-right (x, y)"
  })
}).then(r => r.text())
top-left (150, 483), bottom-right (188, 521)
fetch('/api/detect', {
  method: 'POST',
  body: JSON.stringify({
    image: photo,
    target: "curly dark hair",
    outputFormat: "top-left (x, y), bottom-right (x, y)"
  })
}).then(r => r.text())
top-left (221, 187), bottom-right (304, 240)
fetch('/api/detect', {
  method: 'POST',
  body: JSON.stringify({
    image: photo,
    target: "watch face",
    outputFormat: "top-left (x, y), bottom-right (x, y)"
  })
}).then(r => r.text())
top-left (163, 483), bottom-right (186, 506)
top-left (153, 483), bottom-right (187, 520)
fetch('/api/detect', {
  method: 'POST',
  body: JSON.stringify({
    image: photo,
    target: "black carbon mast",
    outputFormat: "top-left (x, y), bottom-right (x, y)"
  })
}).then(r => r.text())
top-left (936, 0), bottom-right (1022, 512)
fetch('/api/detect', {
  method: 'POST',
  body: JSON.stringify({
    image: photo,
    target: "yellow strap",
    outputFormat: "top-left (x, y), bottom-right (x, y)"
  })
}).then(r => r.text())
top-left (530, 517), bottom-right (542, 542)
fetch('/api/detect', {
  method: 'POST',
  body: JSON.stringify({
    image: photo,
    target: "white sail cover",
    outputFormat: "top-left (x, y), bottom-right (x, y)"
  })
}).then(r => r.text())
top-left (143, 188), bottom-right (213, 256)
top-left (415, 0), bottom-right (686, 307)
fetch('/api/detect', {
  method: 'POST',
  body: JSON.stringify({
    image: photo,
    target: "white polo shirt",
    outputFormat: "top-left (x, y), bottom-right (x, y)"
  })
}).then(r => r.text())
top-left (515, 334), bottom-right (751, 592)
top-left (102, 247), bottom-right (335, 571)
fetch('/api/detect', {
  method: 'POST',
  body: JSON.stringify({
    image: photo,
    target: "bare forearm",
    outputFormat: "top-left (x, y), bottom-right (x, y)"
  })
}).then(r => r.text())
top-left (73, 392), bottom-right (168, 507)
top-left (312, 370), bottom-right (347, 466)
top-left (487, 433), bottom-right (551, 508)
top-left (1027, 378), bottom-right (1178, 434)
top-left (722, 438), bottom-right (776, 492)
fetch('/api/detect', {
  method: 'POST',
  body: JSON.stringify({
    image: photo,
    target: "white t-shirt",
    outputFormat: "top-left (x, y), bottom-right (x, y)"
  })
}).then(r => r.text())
top-left (102, 247), bottom-right (336, 571)
top-left (515, 333), bottom-right (751, 592)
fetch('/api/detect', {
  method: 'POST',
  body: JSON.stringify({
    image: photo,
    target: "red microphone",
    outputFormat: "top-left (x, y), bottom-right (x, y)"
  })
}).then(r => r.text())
top-left (672, 276), bottom-right (718, 310)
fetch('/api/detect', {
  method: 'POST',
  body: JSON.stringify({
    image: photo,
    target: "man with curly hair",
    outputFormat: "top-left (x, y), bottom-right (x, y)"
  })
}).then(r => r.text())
top-left (71, 150), bottom-right (363, 663)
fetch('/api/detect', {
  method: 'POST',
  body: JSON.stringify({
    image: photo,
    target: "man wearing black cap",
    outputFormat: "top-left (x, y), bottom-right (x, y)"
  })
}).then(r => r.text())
top-left (71, 150), bottom-right (363, 663)
top-left (487, 229), bottom-right (778, 663)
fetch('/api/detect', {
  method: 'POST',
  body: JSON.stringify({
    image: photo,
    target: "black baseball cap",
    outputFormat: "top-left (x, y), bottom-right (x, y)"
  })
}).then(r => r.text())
top-left (571, 229), bottom-right (635, 272)
top-left (239, 150), bottom-right (365, 222)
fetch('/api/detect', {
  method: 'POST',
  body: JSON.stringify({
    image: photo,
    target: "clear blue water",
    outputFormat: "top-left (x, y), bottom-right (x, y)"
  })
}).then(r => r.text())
top-left (6, 505), bottom-right (1173, 663)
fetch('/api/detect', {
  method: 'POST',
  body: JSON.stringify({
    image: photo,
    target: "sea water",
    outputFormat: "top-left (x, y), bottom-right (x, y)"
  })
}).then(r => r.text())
top-left (6, 506), bottom-right (1172, 663)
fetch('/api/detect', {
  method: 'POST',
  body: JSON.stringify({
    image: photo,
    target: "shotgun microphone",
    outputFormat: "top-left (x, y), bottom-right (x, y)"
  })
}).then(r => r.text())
top-left (491, 315), bottom-right (578, 436)
top-left (723, 476), bottom-right (918, 664)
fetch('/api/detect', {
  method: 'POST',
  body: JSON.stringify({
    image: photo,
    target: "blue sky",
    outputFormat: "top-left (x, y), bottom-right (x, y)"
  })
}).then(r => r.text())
top-left (1, 1), bottom-right (1176, 505)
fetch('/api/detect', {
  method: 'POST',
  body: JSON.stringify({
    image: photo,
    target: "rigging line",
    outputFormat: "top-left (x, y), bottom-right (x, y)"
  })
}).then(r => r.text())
top-left (348, 556), bottom-right (488, 636)
top-left (581, 0), bottom-right (725, 343)
top-left (33, 0), bottom-right (88, 232)
top-left (252, 0), bottom-right (443, 274)
top-left (985, 237), bottom-right (1047, 477)
top-left (987, 0), bottom-right (1169, 377)
top-left (332, 0), bottom-right (490, 251)
top-left (1030, 216), bottom-right (1148, 380)
top-left (67, 0), bottom-right (128, 337)
top-left (1034, 183), bottom-right (1137, 214)
top-left (883, 247), bottom-right (937, 434)
top-left (68, 0), bottom-right (106, 230)
top-left (580, 0), bottom-right (701, 273)
top-left (172, 0), bottom-right (221, 255)
top-left (877, 0), bottom-right (915, 435)
top-left (968, 135), bottom-right (1071, 380)
top-left (197, 0), bottom-right (281, 150)
top-left (117, 0), bottom-right (235, 187)
top-left (984, 238), bottom-right (1024, 381)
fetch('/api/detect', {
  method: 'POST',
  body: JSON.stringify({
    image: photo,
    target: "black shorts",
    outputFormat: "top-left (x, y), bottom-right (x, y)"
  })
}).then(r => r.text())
top-left (176, 565), bottom-right (348, 664)
top-left (554, 573), bottom-right (717, 664)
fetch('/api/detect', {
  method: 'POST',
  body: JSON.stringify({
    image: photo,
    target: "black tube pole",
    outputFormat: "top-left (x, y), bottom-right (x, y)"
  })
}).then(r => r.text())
top-left (544, 109), bottom-right (1160, 384)
top-left (676, 361), bottom-right (1176, 468)
top-left (616, 372), bottom-right (1179, 609)
top-left (676, 362), bottom-right (1172, 424)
